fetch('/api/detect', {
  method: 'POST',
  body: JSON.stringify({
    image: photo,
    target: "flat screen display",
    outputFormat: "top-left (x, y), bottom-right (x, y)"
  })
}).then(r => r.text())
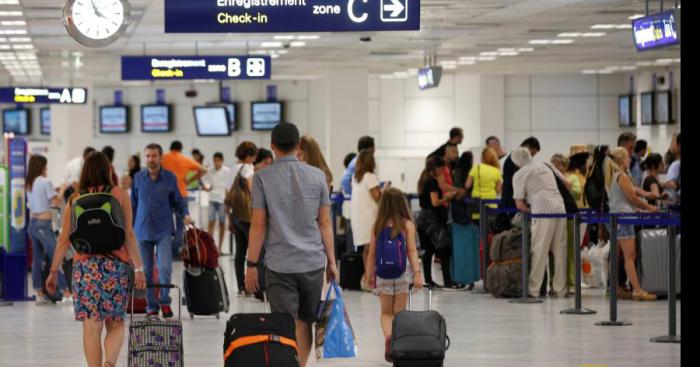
top-left (207, 102), bottom-right (237, 130)
top-left (141, 104), bottom-right (171, 132)
top-left (640, 92), bottom-right (655, 125)
top-left (194, 106), bottom-right (230, 136)
top-left (2, 108), bottom-right (29, 135)
top-left (251, 101), bottom-right (282, 130)
top-left (40, 108), bottom-right (50, 135)
top-left (100, 106), bottom-right (129, 133)
top-left (632, 9), bottom-right (680, 51)
top-left (418, 66), bottom-right (443, 90)
top-left (655, 91), bottom-right (673, 124)
top-left (618, 95), bottom-right (631, 127)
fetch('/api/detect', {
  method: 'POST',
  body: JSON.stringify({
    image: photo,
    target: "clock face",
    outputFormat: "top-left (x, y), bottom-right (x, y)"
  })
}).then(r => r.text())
top-left (71, 0), bottom-right (125, 40)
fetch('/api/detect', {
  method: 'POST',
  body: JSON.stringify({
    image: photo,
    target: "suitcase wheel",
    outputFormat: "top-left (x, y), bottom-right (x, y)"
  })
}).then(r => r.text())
top-left (189, 313), bottom-right (194, 319)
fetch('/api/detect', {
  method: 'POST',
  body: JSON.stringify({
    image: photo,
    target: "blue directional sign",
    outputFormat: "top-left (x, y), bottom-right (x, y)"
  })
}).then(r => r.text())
top-left (0, 87), bottom-right (87, 104)
top-left (121, 56), bottom-right (272, 80)
top-left (164, 0), bottom-right (419, 33)
top-left (632, 9), bottom-right (680, 51)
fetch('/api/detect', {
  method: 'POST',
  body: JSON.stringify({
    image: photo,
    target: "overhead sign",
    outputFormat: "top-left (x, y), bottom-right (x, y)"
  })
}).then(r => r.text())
top-left (164, 0), bottom-right (420, 33)
top-left (0, 87), bottom-right (87, 104)
top-left (121, 56), bottom-right (272, 80)
top-left (633, 9), bottom-right (680, 51)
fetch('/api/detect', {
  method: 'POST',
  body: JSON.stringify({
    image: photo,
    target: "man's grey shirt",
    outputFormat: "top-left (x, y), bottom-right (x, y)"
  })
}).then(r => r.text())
top-left (252, 155), bottom-right (330, 274)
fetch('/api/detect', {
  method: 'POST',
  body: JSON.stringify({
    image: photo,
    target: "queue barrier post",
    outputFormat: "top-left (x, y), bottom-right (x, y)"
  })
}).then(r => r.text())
top-left (650, 223), bottom-right (681, 343)
top-left (561, 213), bottom-right (596, 315)
top-left (473, 199), bottom-right (489, 294)
top-left (596, 214), bottom-right (631, 326)
top-left (510, 212), bottom-right (542, 304)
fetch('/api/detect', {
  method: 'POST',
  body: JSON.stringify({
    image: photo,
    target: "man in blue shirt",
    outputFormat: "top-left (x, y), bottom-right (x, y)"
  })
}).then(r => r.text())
top-left (340, 136), bottom-right (375, 195)
top-left (132, 143), bottom-right (191, 318)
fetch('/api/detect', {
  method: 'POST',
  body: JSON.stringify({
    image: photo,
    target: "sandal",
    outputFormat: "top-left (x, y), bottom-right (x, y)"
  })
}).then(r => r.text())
top-left (632, 290), bottom-right (657, 301)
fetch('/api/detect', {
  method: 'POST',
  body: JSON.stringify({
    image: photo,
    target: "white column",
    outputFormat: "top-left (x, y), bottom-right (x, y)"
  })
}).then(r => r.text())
top-left (48, 90), bottom-right (95, 186)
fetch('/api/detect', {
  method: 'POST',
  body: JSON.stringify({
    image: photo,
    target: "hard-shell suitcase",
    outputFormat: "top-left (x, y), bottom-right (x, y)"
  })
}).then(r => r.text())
top-left (640, 230), bottom-right (681, 295)
top-left (339, 252), bottom-right (364, 290)
top-left (391, 288), bottom-right (450, 367)
top-left (450, 223), bottom-right (480, 285)
top-left (224, 294), bottom-right (300, 367)
top-left (183, 266), bottom-right (230, 319)
top-left (128, 284), bottom-right (184, 367)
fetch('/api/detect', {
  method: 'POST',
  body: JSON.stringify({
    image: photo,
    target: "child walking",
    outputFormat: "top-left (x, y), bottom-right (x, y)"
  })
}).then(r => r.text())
top-left (364, 187), bottom-right (423, 363)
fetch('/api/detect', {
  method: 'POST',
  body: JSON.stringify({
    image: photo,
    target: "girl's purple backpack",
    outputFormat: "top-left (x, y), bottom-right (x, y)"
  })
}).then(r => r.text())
top-left (375, 227), bottom-right (407, 279)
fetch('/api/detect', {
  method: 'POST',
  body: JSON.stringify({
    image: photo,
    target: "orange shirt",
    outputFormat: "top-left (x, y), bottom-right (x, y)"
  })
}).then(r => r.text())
top-left (161, 151), bottom-right (202, 197)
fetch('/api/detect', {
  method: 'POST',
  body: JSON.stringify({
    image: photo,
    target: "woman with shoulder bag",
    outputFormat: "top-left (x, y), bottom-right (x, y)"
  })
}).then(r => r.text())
top-left (416, 156), bottom-right (461, 290)
top-left (46, 152), bottom-right (146, 367)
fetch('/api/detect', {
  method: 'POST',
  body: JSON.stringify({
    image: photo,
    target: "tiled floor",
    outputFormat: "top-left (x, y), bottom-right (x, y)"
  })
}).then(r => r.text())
top-left (0, 256), bottom-right (680, 367)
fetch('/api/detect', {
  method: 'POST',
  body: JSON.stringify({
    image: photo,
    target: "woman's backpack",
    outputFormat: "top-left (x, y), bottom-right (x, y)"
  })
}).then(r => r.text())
top-left (69, 186), bottom-right (126, 255)
top-left (225, 172), bottom-right (252, 223)
top-left (375, 227), bottom-right (407, 280)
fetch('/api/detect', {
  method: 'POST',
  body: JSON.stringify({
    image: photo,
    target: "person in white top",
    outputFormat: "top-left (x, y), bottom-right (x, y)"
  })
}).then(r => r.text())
top-left (351, 149), bottom-right (389, 291)
top-left (62, 147), bottom-right (95, 201)
top-left (204, 152), bottom-right (233, 251)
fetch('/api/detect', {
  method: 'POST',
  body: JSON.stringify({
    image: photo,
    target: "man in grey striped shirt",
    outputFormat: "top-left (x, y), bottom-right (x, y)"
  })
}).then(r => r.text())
top-left (512, 147), bottom-right (569, 298)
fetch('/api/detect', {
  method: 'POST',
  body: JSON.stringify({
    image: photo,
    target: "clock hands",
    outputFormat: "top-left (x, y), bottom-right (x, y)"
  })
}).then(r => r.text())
top-left (91, 0), bottom-right (106, 19)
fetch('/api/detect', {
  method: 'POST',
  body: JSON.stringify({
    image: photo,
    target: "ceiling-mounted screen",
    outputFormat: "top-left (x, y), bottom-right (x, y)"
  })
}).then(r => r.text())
top-left (100, 106), bottom-right (129, 133)
top-left (207, 102), bottom-right (237, 131)
top-left (2, 108), bottom-right (29, 135)
top-left (194, 106), bottom-right (230, 136)
top-left (141, 104), bottom-right (172, 132)
top-left (40, 108), bottom-right (50, 135)
top-left (251, 101), bottom-right (282, 131)
top-left (632, 9), bottom-right (681, 51)
top-left (418, 66), bottom-right (443, 90)
top-left (640, 92), bottom-right (655, 125)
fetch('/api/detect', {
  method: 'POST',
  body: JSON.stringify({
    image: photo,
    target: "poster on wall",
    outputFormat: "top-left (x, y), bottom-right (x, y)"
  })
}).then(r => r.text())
top-left (8, 138), bottom-right (26, 253)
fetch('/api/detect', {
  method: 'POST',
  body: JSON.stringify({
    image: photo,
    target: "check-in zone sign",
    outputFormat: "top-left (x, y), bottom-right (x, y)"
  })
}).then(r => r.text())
top-left (0, 87), bottom-right (87, 104)
top-left (164, 0), bottom-right (420, 33)
top-left (121, 56), bottom-right (272, 80)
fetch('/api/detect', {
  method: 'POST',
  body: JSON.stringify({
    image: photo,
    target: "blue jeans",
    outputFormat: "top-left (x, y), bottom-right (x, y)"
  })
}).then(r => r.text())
top-left (28, 219), bottom-right (66, 294)
top-left (172, 212), bottom-right (185, 257)
top-left (139, 237), bottom-right (173, 312)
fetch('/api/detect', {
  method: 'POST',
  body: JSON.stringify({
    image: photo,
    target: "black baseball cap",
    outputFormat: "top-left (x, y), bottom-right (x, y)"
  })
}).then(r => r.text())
top-left (271, 122), bottom-right (300, 152)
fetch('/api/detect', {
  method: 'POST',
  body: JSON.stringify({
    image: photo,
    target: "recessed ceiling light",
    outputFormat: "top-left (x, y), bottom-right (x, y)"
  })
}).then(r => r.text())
top-left (297, 35), bottom-right (320, 40)
top-left (8, 37), bottom-right (29, 42)
top-left (261, 41), bottom-right (282, 47)
top-left (518, 47), bottom-right (534, 52)
top-left (0, 0), bottom-right (19, 4)
top-left (249, 50), bottom-right (268, 55)
top-left (582, 32), bottom-right (606, 37)
top-left (0, 11), bottom-right (22, 16)
top-left (591, 24), bottom-right (616, 29)
top-left (12, 44), bottom-right (33, 50)
top-left (290, 41), bottom-right (306, 47)
top-left (615, 24), bottom-right (632, 29)
top-left (1, 21), bottom-right (24, 26)
top-left (0, 45), bottom-right (8, 49)
top-left (673, 58), bottom-right (681, 63)
top-left (477, 56), bottom-right (496, 61)
top-left (459, 56), bottom-right (476, 60)
top-left (497, 48), bottom-right (515, 52)
top-left (479, 51), bottom-right (498, 56)
top-left (0, 29), bottom-right (26, 35)
top-left (629, 14), bottom-right (645, 20)
top-left (273, 35), bottom-right (296, 40)
top-left (597, 69), bottom-right (613, 74)
top-left (529, 39), bottom-right (551, 44)
top-left (558, 33), bottom-right (582, 38)
top-left (499, 51), bottom-right (519, 56)
top-left (620, 66), bottom-right (637, 71)
top-left (581, 69), bottom-right (597, 74)
top-left (551, 39), bottom-right (574, 44)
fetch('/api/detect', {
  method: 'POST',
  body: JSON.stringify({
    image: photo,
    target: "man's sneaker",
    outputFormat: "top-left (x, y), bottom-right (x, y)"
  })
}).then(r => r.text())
top-left (35, 295), bottom-right (51, 305)
top-left (161, 305), bottom-right (174, 319)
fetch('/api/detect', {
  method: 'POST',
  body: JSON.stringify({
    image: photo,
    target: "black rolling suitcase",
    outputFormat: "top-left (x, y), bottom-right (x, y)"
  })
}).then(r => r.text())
top-left (339, 252), bottom-right (364, 290)
top-left (223, 294), bottom-right (300, 367)
top-left (182, 266), bottom-right (230, 319)
top-left (390, 287), bottom-right (450, 367)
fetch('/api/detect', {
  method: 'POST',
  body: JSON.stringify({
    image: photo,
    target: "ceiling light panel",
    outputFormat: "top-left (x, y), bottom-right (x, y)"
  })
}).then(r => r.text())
top-left (0, 0), bottom-right (19, 4)
top-left (0, 11), bottom-right (22, 16)
top-left (558, 33), bottom-right (581, 38)
top-left (582, 32), bottom-right (606, 37)
top-left (261, 41), bottom-right (282, 47)
top-left (551, 39), bottom-right (574, 44)
top-left (0, 29), bottom-right (26, 35)
top-left (290, 41), bottom-right (306, 47)
top-left (297, 35), bottom-right (320, 40)
top-left (273, 35), bottom-right (296, 40)
top-left (1, 21), bottom-right (24, 26)
top-left (629, 14), bottom-right (644, 20)
top-left (591, 24), bottom-right (616, 29)
top-left (529, 39), bottom-right (551, 44)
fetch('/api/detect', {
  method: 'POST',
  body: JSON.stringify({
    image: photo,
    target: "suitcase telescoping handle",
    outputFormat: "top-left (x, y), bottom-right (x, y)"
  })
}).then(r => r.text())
top-left (130, 283), bottom-right (182, 323)
top-left (408, 284), bottom-right (432, 311)
top-left (243, 290), bottom-right (271, 313)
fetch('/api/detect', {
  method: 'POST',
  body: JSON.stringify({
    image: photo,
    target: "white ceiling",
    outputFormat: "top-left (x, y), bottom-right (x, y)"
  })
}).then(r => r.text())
top-left (0, 0), bottom-right (682, 85)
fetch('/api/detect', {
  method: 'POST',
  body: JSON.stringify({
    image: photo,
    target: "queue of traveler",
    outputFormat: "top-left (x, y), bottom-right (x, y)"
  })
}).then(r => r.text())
top-left (28, 122), bottom-right (679, 367)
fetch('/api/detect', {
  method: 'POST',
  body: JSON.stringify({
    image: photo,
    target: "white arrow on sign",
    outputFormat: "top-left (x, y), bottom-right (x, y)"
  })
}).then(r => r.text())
top-left (383, 0), bottom-right (404, 17)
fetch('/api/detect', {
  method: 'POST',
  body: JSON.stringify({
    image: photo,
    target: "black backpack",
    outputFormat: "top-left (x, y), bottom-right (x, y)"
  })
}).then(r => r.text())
top-left (69, 186), bottom-right (126, 255)
top-left (584, 159), bottom-right (608, 212)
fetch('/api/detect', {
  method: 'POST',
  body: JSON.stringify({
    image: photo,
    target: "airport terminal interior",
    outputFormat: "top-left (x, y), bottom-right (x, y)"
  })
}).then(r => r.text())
top-left (0, 0), bottom-right (683, 366)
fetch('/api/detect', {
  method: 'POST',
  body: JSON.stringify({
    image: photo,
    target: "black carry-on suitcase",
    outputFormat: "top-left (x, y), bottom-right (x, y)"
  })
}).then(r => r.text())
top-left (339, 252), bottom-right (364, 290)
top-left (223, 293), bottom-right (300, 367)
top-left (128, 284), bottom-right (184, 367)
top-left (182, 266), bottom-right (230, 319)
top-left (390, 287), bottom-right (450, 367)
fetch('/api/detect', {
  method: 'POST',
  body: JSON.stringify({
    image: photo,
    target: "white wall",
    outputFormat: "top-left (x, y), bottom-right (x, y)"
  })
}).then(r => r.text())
top-left (504, 70), bottom-right (680, 161)
top-left (91, 80), bottom-right (327, 175)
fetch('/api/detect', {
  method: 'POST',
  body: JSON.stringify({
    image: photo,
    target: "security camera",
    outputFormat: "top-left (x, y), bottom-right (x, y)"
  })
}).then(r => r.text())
top-left (283, 42), bottom-right (291, 49)
top-left (360, 36), bottom-right (372, 42)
